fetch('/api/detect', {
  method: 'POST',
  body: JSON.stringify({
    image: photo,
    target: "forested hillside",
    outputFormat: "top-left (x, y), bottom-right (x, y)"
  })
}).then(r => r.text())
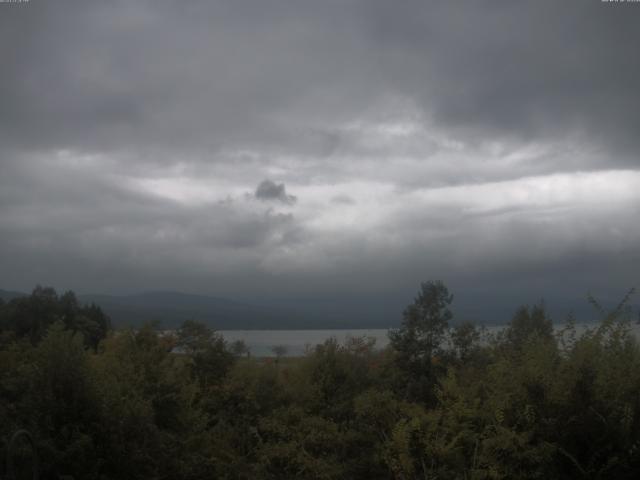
top-left (2, 283), bottom-right (640, 479)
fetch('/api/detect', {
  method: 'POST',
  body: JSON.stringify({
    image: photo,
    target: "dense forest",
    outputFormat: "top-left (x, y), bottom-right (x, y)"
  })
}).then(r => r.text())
top-left (1, 283), bottom-right (640, 479)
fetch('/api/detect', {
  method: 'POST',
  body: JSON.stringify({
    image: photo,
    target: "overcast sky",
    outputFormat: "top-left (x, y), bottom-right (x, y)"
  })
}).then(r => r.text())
top-left (1, 0), bottom-right (639, 323)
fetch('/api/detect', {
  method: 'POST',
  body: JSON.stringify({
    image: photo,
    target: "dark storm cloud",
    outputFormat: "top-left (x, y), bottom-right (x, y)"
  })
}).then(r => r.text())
top-left (368, 1), bottom-right (640, 154)
top-left (255, 180), bottom-right (297, 205)
top-left (0, 0), bottom-right (638, 164)
top-left (0, 0), bottom-right (379, 157)
top-left (1, 0), bottom-right (639, 321)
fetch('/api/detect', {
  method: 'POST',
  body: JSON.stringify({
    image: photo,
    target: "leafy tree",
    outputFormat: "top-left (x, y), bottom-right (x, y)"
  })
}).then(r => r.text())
top-left (255, 406), bottom-right (346, 479)
top-left (0, 286), bottom-right (110, 349)
top-left (31, 322), bottom-right (102, 479)
top-left (91, 323), bottom-right (206, 479)
top-left (231, 339), bottom-right (250, 357)
top-left (271, 345), bottom-right (288, 363)
top-left (504, 302), bottom-right (553, 350)
top-left (176, 319), bottom-right (234, 388)
top-left (3, 283), bottom-right (640, 479)
top-left (450, 321), bottom-right (481, 362)
top-left (299, 337), bottom-right (376, 421)
top-left (389, 280), bottom-right (453, 403)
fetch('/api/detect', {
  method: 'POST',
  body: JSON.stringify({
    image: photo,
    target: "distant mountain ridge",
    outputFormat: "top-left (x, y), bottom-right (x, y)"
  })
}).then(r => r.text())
top-left (0, 288), bottom-right (396, 330)
top-left (78, 291), bottom-right (319, 330)
top-left (6, 287), bottom-right (620, 330)
top-left (0, 289), bottom-right (26, 302)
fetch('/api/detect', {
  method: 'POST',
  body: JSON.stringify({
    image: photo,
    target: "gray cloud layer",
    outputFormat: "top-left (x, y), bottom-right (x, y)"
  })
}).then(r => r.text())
top-left (1, 0), bottom-right (639, 323)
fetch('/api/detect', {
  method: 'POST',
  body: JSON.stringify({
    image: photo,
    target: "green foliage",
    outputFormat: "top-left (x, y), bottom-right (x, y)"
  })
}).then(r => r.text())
top-left (177, 319), bottom-right (235, 388)
top-left (0, 286), bottom-right (110, 349)
top-left (389, 280), bottom-right (453, 403)
top-left (450, 321), bottom-right (482, 362)
top-left (504, 303), bottom-right (554, 351)
top-left (231, 339), bottom-right (250, 357)
top-left (255, 406), bottom-right (346, 479)
top-left (2, 284), bottom-right (640, 479)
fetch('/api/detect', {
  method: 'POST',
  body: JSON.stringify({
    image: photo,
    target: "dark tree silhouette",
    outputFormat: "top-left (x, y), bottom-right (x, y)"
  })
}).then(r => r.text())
top-left (389, 280), bottom-right (453, 403)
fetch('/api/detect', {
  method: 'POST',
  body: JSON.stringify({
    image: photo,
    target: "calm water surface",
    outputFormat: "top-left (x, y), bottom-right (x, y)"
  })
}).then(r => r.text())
top-left (220, 323), bottom-right (640, 357)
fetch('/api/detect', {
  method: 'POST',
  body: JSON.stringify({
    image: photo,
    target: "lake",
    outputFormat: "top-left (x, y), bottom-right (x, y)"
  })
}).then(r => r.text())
top-left (219, 329), bottom-right (390, 357)
top-left (220, 322), bottom-right (640, 357)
